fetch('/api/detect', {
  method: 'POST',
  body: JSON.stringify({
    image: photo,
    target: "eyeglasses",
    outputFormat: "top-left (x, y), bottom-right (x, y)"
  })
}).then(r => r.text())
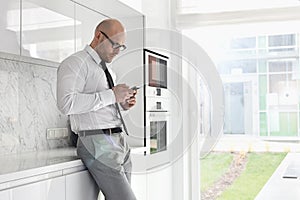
top-left (100, 31), bottom-right (126, 51)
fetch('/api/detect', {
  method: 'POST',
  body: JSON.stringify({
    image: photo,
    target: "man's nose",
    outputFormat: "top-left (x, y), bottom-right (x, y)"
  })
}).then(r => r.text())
top-left (113, 48), bottom-right (120, 54)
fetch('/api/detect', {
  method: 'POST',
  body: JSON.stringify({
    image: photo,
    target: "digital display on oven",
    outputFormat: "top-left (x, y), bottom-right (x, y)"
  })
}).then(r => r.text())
top-left (148, 55), bottom-right (167, 88)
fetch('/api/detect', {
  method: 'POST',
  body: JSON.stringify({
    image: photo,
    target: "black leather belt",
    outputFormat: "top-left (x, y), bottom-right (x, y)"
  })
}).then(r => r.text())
top-left (78, 127), bottom-right (122, 137)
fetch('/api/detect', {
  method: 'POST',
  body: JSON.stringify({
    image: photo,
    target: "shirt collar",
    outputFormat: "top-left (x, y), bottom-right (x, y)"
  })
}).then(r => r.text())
top-left (84, 45), bottom-right (101, 65)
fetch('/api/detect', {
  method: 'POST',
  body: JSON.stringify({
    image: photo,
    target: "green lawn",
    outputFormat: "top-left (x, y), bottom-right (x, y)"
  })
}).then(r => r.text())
top-left (201, 152), bottom-right (234, 192)
top-left (217, 152), bottom-right (287, 200)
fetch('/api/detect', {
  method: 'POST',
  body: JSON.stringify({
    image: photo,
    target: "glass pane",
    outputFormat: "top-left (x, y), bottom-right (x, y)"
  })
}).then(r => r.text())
top-left (269, 110), bottom-right (279, 133)
top-left (269, 74), bottom-right (298, 106)
top-left (219, 60), bottom-right (256, 74)
top-left (269, 74), bottom-right (286, 93)
top-left (231, 37), bottom-right (256, 49)
top-left (270, 112), bottom-right (298, 136)
top-left (260, 112), bottom-right (268, 136)
top-left (259, 75), bottom-right (267, 110)
top-left (75, 4), bottom-right (107, 52)
top-left (224, 83), bottom-right (245, 134)
top-left (258, 60), bottom-right (267, 73)
top-left (292, 60), bottom-right (300, 80)
top-left (298, 80), bottom-right (300, 107)
top-left (150, 121), bottom-right (167, 154)
top-left (258, 36), bottom-right (266, 48)
top-left (269, 60), bottom-right (293, 72)
top-left (282, 75), bottom-right (298, 106)
top-left (289, 113), bottom-right (298, 136)
top-left (0, 0), bottom-right (21, 55)
top-left (217, 63), bottom-right (230, 75)
top-left (233, 60), bottom-right (256, 73)
top-left (22, 0), bottom-right (75, 62)
top-left (258, 49), bottom-right (267, 55)
top-left (268, 34), bottom-right (295, 47)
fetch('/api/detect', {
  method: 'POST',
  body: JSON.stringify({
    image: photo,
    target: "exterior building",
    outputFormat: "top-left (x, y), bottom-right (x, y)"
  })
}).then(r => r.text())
top-left (218, 33), bottom-right (300, 138)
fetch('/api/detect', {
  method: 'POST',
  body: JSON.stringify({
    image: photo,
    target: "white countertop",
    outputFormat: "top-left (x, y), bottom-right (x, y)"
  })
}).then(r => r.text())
top-left (0, 148), bottom-right (85, 191)
top-left (255, 153), bottom-right (300, 200)
top-left (0, 146), bottom-right (164, 191)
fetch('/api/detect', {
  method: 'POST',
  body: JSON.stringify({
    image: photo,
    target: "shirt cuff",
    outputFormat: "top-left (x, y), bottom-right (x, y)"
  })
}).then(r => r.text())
top-left (99, 89), bottom-right (116, 107)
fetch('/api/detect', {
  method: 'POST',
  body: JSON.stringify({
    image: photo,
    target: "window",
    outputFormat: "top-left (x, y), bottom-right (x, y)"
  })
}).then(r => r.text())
top-left (268, 60), bottom-right (294, 73)
top-left (268, 34), bottom-right (296, 52)
top-left (231, 37), bottom-right (256, 49)
top-left (184, 25), bottom-right (300, 137)
top-left (268, 34), bottom-right (295, 47)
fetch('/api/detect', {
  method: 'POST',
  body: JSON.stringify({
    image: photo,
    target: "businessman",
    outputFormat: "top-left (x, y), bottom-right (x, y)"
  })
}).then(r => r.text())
top-left (57, 19), bottom-right (137, 200)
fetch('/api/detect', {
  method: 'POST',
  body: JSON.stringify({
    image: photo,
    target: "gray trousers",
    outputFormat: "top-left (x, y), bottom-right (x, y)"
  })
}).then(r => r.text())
top-left (77, 132), bottom-right (137, 200)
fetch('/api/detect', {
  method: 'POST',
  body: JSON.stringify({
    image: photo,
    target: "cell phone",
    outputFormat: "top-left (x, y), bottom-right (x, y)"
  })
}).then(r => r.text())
top-left (131, 85), bottom-right (142, 91)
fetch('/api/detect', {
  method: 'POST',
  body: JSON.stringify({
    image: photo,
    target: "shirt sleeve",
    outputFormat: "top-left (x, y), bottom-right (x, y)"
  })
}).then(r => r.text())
top-left (110, 69), bottom-right (129, 113)
top-left (56, 56), bottom-right (116, 115)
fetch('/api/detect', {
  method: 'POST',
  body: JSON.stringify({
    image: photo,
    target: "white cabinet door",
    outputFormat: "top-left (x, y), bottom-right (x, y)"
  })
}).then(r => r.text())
top-left (147, 165), bottom-right (172, 200)
top-left (65, 170), bottom-right (98, 200)
top-left (12, 176), bottom-right (65, 200)
top-left (0, 189), bottom-right (11, 200)
top-left (131, 173), bottom-right (147, 200)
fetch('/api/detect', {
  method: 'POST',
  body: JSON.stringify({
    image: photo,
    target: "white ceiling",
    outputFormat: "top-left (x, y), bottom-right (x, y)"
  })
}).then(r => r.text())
top-left (177, 6), bottom-right (300, 29)
top-left (178, 0), bottom-right (300, 14)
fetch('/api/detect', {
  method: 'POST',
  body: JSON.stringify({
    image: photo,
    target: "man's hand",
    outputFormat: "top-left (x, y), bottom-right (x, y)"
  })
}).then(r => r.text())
top-left (120, 89), bottom-right (137, 110)
top-left (112, 84), bottom-right (134, 103)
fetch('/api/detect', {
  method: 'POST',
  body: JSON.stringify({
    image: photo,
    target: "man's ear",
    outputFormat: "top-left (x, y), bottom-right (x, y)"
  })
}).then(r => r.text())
top-left (95, 31), bottom-right (102, 41)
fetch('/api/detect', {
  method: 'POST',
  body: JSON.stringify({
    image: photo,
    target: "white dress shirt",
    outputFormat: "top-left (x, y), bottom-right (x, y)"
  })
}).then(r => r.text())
top-left (57, 45), bottom-right (122, 132)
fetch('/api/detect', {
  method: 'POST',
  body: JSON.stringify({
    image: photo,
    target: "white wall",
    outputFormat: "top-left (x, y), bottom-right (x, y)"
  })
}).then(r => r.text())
top-left (118, 0), bottom-right (142, 13)
top-left (120, 1), bottom-right (200, 200)
top-left (114, 1), bottom-right (201, 200)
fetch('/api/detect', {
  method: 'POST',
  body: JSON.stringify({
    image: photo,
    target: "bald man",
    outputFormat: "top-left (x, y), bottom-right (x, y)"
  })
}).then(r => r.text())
top-left (57, 19), bottom-right (137, 200)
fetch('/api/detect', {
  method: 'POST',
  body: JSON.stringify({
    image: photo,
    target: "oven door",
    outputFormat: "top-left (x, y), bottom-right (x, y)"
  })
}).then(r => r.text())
top-left (145, 111), bottom-right (171, 169)
top-left (145, 49), bottom-right (168, 89)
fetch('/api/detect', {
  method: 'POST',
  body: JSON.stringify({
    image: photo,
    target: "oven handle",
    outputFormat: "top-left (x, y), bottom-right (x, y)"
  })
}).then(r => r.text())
top-left (148, 111), bottom-right (170, 118)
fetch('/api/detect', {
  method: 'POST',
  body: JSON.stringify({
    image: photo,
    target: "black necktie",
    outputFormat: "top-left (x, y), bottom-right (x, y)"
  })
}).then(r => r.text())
top-left (100, 60), bottom-right (129, 136)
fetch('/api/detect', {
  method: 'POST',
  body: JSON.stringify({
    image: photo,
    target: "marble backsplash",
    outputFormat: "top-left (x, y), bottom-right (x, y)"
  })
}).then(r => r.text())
top-left (0, 52), bottom-right (70, 155)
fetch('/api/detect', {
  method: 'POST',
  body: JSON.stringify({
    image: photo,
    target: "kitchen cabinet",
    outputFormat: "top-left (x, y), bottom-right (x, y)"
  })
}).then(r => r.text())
top-left (1, 0), bottom-right (143, 63)
top-left (147, 165), bottom-right (172, 200)
top-left (131, 173), bottom-right (147, 200)
top-left (12, 176), bottom-right (65, 200)
top-left (0, 170), bottom-right (97, 200)
top-left (0, 190), bottom-right (10, 200)
top-left (65, 170), bottom-right (98, 200)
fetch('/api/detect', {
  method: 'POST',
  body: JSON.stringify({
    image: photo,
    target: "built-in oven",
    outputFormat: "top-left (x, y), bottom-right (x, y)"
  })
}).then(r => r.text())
top-left (150, 120), bottom-right (167, 154)
top-left (146, 112), bottom-right (170, 154)
top-left (145, 111), bottom-right (170, 169)
top-left (144, 49), bottom-right (170, 169)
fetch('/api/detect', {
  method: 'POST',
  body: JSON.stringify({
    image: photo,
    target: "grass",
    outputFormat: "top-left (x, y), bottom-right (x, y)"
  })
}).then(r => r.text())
top-left (217, 152), bottom-right (287, 200)
top-left (201, 152), bottom-right (234, 192)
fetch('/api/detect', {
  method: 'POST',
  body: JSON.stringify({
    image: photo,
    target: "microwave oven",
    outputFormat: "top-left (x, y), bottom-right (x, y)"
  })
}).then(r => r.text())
top-left (144, 49), bottom-right (168, 89)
